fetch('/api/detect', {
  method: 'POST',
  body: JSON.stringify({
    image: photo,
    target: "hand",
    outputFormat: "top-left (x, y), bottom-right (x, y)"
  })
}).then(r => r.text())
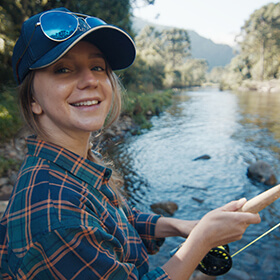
top-left (161, 199), bottom-right (261, 280)
top-left (191, 198), bottom-right (261, 250)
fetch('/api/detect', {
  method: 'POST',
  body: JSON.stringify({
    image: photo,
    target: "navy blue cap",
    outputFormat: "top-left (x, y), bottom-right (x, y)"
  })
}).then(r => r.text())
top-left (12, 7), bottom-right (136, 84)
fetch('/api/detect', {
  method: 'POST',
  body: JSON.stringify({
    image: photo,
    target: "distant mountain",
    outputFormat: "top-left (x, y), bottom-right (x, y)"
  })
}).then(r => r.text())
top-left (132, 17), bottom-right (236, 70)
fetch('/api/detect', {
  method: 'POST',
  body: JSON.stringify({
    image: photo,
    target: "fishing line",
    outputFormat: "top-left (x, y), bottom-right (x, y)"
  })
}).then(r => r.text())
top-left (170, 184), bottom-right (280, 276)
top-left (231, 221), bottom-right (280, 258)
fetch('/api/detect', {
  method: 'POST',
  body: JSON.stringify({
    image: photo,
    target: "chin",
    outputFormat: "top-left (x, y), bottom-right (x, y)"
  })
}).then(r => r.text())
top-left (76, 119), bottom-right (106, 132)
top-left (84, 124), bottom-right (105, 132)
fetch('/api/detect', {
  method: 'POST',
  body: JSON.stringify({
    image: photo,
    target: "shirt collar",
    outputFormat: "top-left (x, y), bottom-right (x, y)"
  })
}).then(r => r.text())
top-left (26, 136), bottom-right (112, 187)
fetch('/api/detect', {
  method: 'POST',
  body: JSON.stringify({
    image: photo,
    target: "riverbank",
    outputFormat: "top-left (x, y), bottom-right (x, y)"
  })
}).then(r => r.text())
top-left (238, 79), bottom-right (280, 93)
top-left (220, 78), bottom-right (280, 93)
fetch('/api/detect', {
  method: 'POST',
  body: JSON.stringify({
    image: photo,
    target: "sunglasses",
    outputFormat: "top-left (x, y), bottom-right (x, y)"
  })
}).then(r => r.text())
top-left (37, 11), bottom-right (106, 41)
top-left (16, 11), bottom-right (106, 83)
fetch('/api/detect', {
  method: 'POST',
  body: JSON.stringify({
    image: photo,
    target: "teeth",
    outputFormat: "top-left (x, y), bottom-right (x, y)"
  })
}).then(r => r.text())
top-left (73, 100), bottom-right (99, 106)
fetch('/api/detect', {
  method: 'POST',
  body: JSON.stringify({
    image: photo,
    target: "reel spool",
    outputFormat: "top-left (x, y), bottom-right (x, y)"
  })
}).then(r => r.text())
top-left (170, 243), bottom-right (232, 276)
top-left (169, 185), bottom-right (280, 276)
top-left (197, 244), bottom-right (232, 276)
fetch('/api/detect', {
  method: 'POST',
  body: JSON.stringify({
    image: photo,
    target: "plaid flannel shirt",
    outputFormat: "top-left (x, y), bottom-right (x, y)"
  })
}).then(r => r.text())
top-left (0, 136), bottom-right (170, 279)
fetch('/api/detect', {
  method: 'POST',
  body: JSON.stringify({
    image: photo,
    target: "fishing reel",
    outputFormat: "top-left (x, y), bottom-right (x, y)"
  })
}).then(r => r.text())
top-left (169, 185), bottom-right (280, 276)
top-left (197, 244), bottom-right (232, 276)
top-left (170, 244), bottom-right (232, 276)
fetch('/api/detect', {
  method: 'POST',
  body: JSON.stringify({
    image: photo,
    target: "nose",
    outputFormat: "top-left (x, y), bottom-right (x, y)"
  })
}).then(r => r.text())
top-left (77, 68), bottom-right (99, 89)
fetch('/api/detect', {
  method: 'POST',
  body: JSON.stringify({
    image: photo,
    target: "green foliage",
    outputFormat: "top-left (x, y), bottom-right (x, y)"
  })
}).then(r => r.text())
top-left (121, 54), bottom-right (165, 92)
top-left (178, 59), bottom-right (208, 87)
top-left (158, 28), bottom-right (191, 68)
top-left (136, 25), bottom-right (191, 68)
top-left (0, 87), bottom-right (23, 142)
top-left (223, 2), bottom-right (280, 87)
top-left (0, 6), bottom-right (16, 85)
top-left (163, 58), bottom-right (207, 88)
top-left (63, 0), bottom-right (132, 32)
top-left (0, 155), bottom-right (20, 177)
top-left (207, 67), bottom-right (225, 84)
top-left (134, 25), bottom-right (206, 89)
top-left (123, 90), bottom-right (174, 128)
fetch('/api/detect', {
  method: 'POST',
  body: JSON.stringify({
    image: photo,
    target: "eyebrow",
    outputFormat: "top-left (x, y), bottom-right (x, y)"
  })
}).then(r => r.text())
top-left (62, 53), bottom-right (105, 60)
top-left (89, 53), bottom-right (106, 60)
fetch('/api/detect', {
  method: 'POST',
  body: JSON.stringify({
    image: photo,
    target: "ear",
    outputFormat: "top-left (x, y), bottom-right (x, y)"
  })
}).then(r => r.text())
top-left (31, 99), bottom-right (43, 115)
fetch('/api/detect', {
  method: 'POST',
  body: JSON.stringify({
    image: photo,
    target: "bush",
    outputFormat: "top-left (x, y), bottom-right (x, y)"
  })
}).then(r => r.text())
top-left (0, 87), bottom-right (22, 142)
top-left (0, 155), bottom-right (20, 177)
top-left (123, 90), bottom-right (173, 129)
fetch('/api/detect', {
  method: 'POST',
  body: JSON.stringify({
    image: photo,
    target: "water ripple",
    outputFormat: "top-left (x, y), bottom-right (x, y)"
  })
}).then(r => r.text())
top-left (108, 88), bottom-right (280, 278)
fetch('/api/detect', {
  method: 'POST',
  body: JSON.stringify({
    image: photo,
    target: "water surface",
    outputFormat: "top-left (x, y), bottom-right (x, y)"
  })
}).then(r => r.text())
top-left (108, 87), bottom-right (280, 279)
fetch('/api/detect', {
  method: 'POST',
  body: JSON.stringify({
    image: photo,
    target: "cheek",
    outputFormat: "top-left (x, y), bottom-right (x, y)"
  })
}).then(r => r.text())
top-left (54, 83), bottom-right (71, 95)
top-left (33, 74), bottom-right (71, 110)
top-left (33, 73), bottom-right (50, 101)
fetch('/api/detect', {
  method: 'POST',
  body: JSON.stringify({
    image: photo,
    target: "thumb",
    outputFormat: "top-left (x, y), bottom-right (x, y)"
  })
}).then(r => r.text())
top-left (221, 198), bottom-right (247, 212)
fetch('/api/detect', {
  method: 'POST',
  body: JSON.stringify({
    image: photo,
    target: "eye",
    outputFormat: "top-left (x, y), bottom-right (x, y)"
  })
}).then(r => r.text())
top-left (55, 67), bottom-right (71, 74)
top-left (92, 65), bottom-right (105, 72)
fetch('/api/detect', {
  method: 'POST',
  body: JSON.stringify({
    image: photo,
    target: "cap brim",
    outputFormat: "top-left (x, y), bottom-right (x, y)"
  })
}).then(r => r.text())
top-left (30, 25), bottom-right (136, 71)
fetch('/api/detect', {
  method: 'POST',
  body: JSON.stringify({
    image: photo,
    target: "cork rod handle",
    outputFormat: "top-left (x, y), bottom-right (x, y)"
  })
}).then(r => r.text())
top-left (240, 184), bottom-right (280, 213)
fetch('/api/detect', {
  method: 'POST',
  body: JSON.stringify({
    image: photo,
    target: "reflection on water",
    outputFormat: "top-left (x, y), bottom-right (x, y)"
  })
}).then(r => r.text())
top-left (107, 87), bottom-right (280, 279)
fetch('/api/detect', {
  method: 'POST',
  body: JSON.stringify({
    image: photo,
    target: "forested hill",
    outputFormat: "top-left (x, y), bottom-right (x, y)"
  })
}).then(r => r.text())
top-left (132, 17), bottom-right (235, 70)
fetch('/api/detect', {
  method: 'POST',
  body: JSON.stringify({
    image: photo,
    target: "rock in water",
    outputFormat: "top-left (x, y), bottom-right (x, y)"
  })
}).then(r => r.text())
top-left (192, 197), bottom-right (204, 204)
top-left (193, 155), bottom-right (211, 161)
top-left (150, 201), bottom-right (178, 216)
top-left (247, 161), bottom-right (277, 186)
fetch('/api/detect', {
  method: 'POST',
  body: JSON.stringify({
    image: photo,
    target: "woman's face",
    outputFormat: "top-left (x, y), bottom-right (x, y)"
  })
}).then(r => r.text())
top-left (32, 41), bottom-right (113, 140)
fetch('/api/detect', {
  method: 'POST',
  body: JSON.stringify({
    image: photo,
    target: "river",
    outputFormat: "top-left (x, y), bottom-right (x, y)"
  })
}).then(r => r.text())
top-left (107, 87), bottom-right (280, 279)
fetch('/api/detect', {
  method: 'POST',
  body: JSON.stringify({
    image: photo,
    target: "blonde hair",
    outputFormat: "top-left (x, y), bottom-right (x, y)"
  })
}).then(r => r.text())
top-left (18, 63), bottom-right (124, 202)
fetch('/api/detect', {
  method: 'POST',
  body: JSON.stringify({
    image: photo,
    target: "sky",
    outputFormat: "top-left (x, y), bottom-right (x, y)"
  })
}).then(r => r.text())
top-left (133, 0), bottom-right (279, 46)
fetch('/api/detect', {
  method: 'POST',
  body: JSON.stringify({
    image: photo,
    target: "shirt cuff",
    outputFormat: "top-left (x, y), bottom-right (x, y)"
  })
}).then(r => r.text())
top-left (132, 209), bottom-right (165, 254)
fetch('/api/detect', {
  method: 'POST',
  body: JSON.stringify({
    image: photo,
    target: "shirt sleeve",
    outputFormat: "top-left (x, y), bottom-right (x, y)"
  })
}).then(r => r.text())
top-left (122, 205), bottom-right (165, 255)
top-left (17, 226), bottom-right (170, 280)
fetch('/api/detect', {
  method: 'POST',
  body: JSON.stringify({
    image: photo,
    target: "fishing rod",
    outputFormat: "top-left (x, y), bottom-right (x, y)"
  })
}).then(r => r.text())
top-left (170, 184), bottom-right (280, 276)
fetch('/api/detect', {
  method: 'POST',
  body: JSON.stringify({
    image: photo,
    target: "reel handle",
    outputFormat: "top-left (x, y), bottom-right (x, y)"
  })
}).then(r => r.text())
top-left (240, 184), bottom-right (280, 213)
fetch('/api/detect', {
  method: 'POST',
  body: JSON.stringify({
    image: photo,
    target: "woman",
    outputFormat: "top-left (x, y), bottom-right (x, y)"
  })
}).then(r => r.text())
top-left (0, 7), bottom-right (260, 280)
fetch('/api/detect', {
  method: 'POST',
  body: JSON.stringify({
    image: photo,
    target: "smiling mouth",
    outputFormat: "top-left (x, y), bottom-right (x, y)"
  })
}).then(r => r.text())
top-left (72, 100), bottom-right (100, 107)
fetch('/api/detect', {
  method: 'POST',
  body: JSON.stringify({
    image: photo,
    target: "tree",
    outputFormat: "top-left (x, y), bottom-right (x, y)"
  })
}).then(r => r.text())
top-left (207, 66), bottom-right (226, 84)
top-left (0, 6), bottom-right (14, 85)
top-left (235, 3), bottom-right (280, 81)
top-left (122, 54), bottom-right (165, 92)
top-left (164, 58), bottom-right (207, 88)
top-left (131, 26), bottom-right (166, 91)
top-left (157, 28), bottom-right (191, 68)
top-left (136, 26), bottom-right (191, 68)
top-left (135, 26), bottom-right (162, 63)
top-left (0, 0), bottom-right (132, 34)
top-left (136, 25), bottom-right (194, 89)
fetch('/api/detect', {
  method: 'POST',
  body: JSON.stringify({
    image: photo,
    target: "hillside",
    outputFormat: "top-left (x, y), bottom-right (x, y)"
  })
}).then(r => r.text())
top-left (132, 17), bottom-right (236, 70)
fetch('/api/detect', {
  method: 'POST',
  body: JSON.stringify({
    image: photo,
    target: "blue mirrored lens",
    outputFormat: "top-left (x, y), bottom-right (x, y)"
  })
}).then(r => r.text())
top-left (85, 17), bottom-right (106, 28)
top-left (41, 12), bottom-right (78, 41)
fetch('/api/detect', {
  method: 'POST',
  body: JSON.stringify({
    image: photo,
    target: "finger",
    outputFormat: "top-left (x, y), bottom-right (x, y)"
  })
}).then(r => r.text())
top-left (230, 211), bottom-right (261, 226)
top-left (243, 212), bottom-right (261, 224)
top-left (220, 198), bottom-right (247, 212)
